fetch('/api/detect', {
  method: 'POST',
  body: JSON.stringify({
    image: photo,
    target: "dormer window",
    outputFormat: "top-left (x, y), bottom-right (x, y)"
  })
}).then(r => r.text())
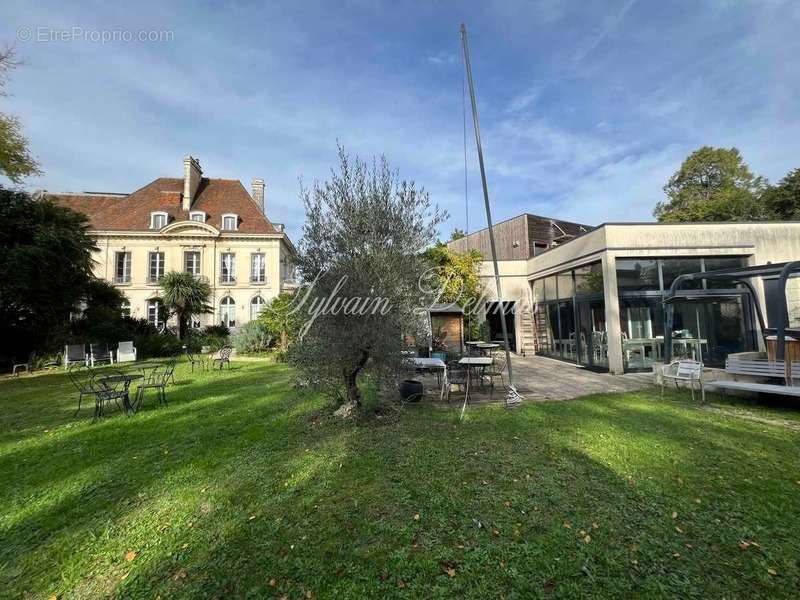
top-left (189, 211), bottom-right (206, 223)
top-left (150, 211), bottom-right (168, 230)
top-left (221, 214), bottom-right (238, 231)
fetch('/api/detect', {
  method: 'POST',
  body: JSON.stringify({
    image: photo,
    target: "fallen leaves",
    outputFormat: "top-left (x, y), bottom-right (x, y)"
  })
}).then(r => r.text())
top-left (671, 511), bottom-right (678, 519)
top-left (124, 550), bottom-right (137, 562)
top-left (440, 561), bottom-right (457, 577)
top-left (767, 568), bottom-right (778, 576)
top-left (412, 513), bottom-right (420, 521)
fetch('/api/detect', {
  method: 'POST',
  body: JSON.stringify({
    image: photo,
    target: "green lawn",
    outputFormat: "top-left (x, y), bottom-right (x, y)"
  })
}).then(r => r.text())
top-left (2, 361), bottom-right (800, 598)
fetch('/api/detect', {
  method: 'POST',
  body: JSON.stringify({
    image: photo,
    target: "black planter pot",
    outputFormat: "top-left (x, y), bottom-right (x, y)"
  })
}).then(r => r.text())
top-left (398, 379), bottom-right (424, 402)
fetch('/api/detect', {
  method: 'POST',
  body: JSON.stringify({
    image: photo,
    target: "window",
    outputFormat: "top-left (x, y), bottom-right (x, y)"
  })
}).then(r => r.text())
top-left (616, 259), bottom-right (659, 292)
top-left (220, 252), bottom-right (236, 283)
top-left (189, 211), bottom-right (206, 223)
top-left (115, 251), bottom-right (131, 283)
top-left (150, 212), bottom-right (168, 229)
top-left (220, 296), bottom-right (236, 328)
top-left (543, 276), bottom-right (557, 301)
top-left (148, 251), bottom-right (165, 283)
top-left (661, 258), bottom-right (703, 291)
top-left (574, 262), bottom-right (604, 295)
top-left (120, 300), bottom-right (131, 318)
top-left (184, 251), bottom-right (201, 276)
top-left (250, 295), bottom-right (265, 320)
top-left (222, 214), bottom-right (238, 231)
top-left (147, 299), bottom-right (163, 328)
top-left (251, 253), bottom-right (266, 283)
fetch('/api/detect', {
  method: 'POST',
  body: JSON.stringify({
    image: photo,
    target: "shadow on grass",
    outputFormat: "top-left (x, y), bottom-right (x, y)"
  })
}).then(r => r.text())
top-left (2, 371), bottom-right (799, 597)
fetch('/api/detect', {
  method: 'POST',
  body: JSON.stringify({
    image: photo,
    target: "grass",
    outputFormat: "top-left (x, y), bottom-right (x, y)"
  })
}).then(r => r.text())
top-left (2, 361), bottom-right (800, 598)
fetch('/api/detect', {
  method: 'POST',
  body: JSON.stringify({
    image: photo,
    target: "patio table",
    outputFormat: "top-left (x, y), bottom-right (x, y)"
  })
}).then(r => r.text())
top-left (412, 357), bottom-right (447, 401)
top-left (458, 357), bottom-right (493, 405)
top-left (476, 342), bottom-right (500, 355)
top-left (465, 341), bottom-right (486, 356)
top-left (97, 373), bottom-right (143, 415)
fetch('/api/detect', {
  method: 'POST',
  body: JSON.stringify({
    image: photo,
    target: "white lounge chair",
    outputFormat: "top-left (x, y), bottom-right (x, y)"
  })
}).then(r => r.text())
top-left (116, 341), bottom-right (137, 363)
top-left (661, 359), bottom-right (705, 403)
top-left (89, 343), bottom-right (114, 367)
top-left (64, 344), bottom-right (88, 369)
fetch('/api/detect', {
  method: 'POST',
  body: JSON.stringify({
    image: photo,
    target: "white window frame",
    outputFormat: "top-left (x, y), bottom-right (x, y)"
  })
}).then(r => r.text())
top-left (115, 251), bottom-right (131, 283)
top-left (184, 250), bottom-right (201, 276)
top-left (189, 211), bottom-right (206, 223)
top-left (147, 299), bottom-right (163, 328)
top-left (220, 296), bottom-right (236, 328)
top-left (221, 213), bottom-right (238, 231)
top-left (150, 211), bottom-right (168, 230)
top-left (148, 251), bottom-right (165, 283)
top-left (120, 300), bottom-right (131, 318)
top-left (250, 253), bottom-right (266, 283)
top-left (250, 295), bottom-right (266, 320)
top-left (220, 252), bottom-right (236, 284)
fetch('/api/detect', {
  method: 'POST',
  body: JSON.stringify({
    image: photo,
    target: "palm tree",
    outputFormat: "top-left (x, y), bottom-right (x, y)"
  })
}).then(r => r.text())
top-left (160, 271), bottom-right (212, 339)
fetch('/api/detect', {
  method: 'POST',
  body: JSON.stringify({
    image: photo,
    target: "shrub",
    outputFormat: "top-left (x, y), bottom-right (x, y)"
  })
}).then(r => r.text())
top-left (184, 331), bottom-right (228, 353)
top-left (202, 324), bottom-right (230, 338)
top-left (232, 321), bottom-right (272, 354)
top-left (133, 333), bottom-right (184, 358)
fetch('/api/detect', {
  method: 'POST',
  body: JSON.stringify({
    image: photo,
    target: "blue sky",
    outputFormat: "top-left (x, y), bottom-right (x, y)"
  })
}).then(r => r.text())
top-left (1, 1), bottom-right (799, 242)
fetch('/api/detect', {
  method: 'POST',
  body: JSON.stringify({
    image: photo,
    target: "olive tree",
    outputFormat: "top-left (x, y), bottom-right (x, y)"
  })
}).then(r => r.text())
top-left (291, 147), bottom-right (446, 414)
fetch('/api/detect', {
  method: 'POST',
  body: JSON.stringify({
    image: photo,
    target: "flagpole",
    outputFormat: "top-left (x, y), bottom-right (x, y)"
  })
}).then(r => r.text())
top-left (460, 23), bottom-right (522, 408)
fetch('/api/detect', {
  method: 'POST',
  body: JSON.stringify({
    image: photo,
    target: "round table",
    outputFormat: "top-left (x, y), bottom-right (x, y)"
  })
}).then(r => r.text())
top-left (97, 373), bottom-right (143, 415)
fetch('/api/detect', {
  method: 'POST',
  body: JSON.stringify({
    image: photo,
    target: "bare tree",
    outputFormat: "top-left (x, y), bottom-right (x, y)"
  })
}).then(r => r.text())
top-left (291, 146), bottom-right (446, 415)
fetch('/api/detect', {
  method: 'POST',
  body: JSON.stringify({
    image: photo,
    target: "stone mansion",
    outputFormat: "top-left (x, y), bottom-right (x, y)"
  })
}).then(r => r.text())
top-left (48, 156), bottom-right (297, 330)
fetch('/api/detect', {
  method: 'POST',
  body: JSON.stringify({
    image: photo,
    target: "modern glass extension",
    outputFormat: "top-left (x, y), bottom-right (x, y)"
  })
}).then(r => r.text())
top-left (531, 255), bottom-right (757, 373)
top-left (532, 261), bottom-right (608, 370)
top-left (616, 255), bottom-right (756, 371)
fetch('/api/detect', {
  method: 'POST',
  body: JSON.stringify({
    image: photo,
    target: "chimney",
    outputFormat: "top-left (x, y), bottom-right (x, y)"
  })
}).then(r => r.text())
top-left (182, 155), bottom-right (202, 211)
top-left (251, 178), bottom-right (265, 213)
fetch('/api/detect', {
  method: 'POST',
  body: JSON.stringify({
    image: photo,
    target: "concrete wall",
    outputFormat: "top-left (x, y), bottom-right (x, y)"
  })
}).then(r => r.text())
top-left (92, 226), bottom-right (291, 329)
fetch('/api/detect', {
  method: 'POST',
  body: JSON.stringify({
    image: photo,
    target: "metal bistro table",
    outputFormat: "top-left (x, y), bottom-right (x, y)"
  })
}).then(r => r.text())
top-left (458, 356), bottom-right (493, 405)
top-left (476, 342), bottom-right (500, 355)
top-left (412, 357), bottom-right (448, 401)
top-left (465, 341), bottom-right (486, 356)
top-left (96, 373), bottom-right (143, 416)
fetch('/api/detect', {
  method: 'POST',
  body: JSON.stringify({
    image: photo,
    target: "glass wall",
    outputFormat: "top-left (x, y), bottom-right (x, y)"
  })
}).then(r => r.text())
top-left (533, 261), bottom-right (607, 370)
top-left (616, 255), bottom-right (754, 371)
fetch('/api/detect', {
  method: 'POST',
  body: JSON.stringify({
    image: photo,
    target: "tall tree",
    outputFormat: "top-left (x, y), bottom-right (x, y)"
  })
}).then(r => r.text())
top-left (0, 187), bottom-right (96, 364)
top-left (0, 47), bottom-right (40, 182)
top-left (159, 271), bottom-right (212, 339)
top-left (291, 147), bottom-right (446, 414)
top-left (763, 168), bottom-right (800, 221)
top-left (258, 292), bottom-right (303, 352)
top-left (654, 146), bottom-right (766, 222)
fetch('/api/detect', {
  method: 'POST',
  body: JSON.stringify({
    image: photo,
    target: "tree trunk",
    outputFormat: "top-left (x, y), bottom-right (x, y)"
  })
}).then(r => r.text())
top-left (341, 350), bottom-right (370, 411)
top-left (176, 311), bottom-right (186, 340)
top-left (280, 329), bottom-right (288, 351)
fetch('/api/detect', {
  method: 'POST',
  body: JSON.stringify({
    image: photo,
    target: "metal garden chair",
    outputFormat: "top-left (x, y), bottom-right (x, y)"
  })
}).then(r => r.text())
top-left (89, 370), bottom-right (129, 421)
top-left (68, 364), bottom-right (97, 415)
top-left (184, 346), bottom-right (207, 372)
top-left (661, 359), bottom-right (705, 403)
top-left (134, 361), bottom-right (176, 409)
top-left (484, 354), bottom-right (508, 398)
top-left (211, 345), bottom-right (233, 370)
